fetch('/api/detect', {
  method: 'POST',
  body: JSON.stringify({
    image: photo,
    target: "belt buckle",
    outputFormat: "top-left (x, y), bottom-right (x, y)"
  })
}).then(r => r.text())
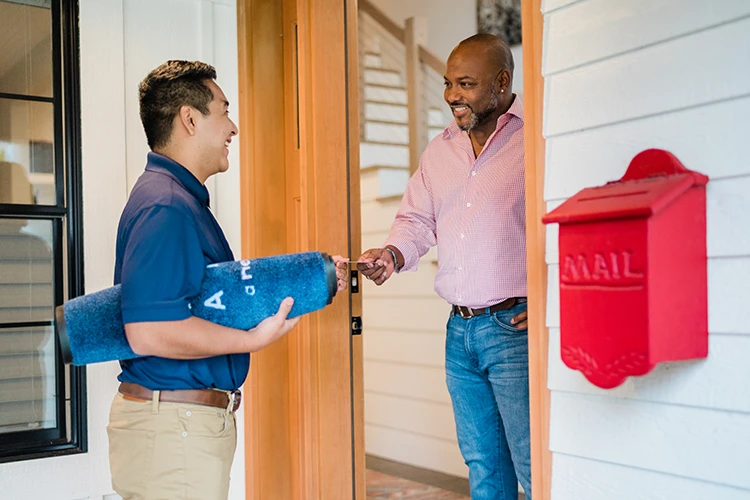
top-left (457, 306), bottom-right (473, 319)
top-left (229, 390), bottom-right (242, 413)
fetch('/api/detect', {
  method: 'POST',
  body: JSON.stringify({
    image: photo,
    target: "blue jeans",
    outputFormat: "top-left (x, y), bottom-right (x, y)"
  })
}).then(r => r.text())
top-left (445, 301), bottom-right (532, 500)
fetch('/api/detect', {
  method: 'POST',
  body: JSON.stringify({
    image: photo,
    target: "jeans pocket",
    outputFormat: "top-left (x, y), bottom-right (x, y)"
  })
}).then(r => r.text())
top-left (490, 305), bottom-right (528, 334)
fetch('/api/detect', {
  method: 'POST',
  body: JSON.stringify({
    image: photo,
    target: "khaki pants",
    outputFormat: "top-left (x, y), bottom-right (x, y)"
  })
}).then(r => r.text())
top-left (107, 392), bottom-right (237, 500)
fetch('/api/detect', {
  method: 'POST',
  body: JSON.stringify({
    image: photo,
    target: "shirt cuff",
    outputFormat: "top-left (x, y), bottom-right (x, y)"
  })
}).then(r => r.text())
top-left (383, 236), bottom-right (419, 272)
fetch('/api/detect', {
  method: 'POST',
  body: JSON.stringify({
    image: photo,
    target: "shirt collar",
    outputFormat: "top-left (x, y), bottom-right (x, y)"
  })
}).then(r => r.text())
top-left (145, 152), bottom-right (210, 207)
top-left (442, 93), bottom-right (524, 140)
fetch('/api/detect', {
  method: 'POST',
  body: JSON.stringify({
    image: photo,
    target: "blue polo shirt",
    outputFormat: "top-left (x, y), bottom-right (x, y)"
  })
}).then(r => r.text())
top-left (113, 152), bottom-right (249, 391)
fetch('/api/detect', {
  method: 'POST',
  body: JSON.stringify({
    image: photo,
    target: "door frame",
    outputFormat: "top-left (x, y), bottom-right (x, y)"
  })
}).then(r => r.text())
top-left (237, 0), bottom-right (550, 498)
top-left (522, 0), bottom-right (552, 498)
top-left (236, 0), bottom-right (363, 498)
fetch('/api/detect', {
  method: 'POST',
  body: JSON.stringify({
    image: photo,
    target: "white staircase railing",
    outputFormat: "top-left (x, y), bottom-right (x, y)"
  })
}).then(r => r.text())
top-left (358, 0), bottom-right (450, 181)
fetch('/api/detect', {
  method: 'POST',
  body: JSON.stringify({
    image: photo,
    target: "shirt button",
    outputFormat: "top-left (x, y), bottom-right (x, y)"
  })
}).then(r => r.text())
top-left (466, 202), bottom-right (471, 208)
top-left (458, 266), bottom-right (463, 271)
top-left (186, 411), bottom-right (192, 417)
top-left (460, 234), bottom-right (465, 239)
top-left (182, 431), bottom-right (188, 437)
top-left (471, 171), bottom-right (476, 176)
top-left (458, 295), bottom-right (462, 301)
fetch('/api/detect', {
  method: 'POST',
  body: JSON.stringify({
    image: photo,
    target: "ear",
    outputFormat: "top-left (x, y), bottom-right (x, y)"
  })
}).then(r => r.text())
top-left (177, 105), bottom-right (198, 136)
top-left (496, 69), bottom-right (512, 93)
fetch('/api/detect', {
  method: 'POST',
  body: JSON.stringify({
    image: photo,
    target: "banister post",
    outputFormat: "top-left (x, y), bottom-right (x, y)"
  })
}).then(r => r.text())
top-left (405, 17), bottom-right (428, 176)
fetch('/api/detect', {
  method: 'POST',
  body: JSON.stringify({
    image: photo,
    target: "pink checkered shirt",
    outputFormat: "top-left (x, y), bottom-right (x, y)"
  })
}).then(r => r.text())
top-left (384, 95), bottom-right (526, 309)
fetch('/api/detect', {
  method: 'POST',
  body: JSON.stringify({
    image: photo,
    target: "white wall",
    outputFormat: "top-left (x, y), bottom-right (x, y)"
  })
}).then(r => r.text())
top-left (542, 0), bottom-right (750, 498)
top-left (0, 1), bottom-right (244, 499)
top-left (369, 0), bottom-right (523, 95)
top-left (360, 174), bottom-right (467, 476)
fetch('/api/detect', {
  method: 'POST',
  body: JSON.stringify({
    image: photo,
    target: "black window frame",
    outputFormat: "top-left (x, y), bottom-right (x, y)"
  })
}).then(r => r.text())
top-left (0, 0), bottom-right (86, 463)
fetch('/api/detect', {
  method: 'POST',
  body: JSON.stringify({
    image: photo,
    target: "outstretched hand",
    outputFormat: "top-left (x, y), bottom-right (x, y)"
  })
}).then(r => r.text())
top-left (356, 248), bottom-right (392, 286)
top-left (331, 255), bottom-right (349, 292)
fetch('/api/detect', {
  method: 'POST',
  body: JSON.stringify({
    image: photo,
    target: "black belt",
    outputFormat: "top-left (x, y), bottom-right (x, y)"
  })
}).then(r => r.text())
top-left (452, 297), bottom-right (526, 319)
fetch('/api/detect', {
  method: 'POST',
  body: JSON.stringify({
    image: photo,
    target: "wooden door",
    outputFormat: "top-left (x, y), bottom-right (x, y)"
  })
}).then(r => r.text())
top-left (237, 0), bottom-right (365, 499)
top-left (237, 0), bottom-right (549, 498)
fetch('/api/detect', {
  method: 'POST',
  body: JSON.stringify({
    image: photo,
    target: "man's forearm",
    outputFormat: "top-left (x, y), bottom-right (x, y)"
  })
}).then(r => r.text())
top-left (125, 316), bottom-right (267, 359)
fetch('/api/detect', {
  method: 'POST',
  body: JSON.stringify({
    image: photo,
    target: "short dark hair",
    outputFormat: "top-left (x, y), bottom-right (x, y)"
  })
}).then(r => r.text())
top-left (138, 60), bottom-right (217, 150)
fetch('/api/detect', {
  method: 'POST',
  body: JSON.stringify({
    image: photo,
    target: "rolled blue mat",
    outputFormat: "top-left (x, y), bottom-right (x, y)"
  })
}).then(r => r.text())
top-left (56, 251), bottom-right (338, 365)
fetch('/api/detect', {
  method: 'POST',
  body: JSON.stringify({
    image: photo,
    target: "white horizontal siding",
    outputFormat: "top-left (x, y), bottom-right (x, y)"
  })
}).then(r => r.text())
top-left (543, 1), bottom-right (750, 497)
top-left (361, 263), bottom-right (438, 297)
top-left (366, 424), bottom-right (468, 477)
top-left (364, 360), bottom-right (450, 405)
top-left (360, 184), bottom-right (456, 472)
top-left (363, 296), bottom-right (450, 332)
top-left (545, 0), bottom-right (750, 75)
top-left (550, 392), bottom-right (750, 489)
top-left (541, 0), bottom-right (583, 14)
top-left (552, 454), bottom-right (750, 500)
top-left (365, 392), bottom-right (457, 443)
top-left (364, 329), bottom-right (445, 367)
top-left (548, 329), bottom-right (750, 413)
top-left (544, 96), bottom-right (750, 202)
top-left (544, 17), bottom-right (750, 137)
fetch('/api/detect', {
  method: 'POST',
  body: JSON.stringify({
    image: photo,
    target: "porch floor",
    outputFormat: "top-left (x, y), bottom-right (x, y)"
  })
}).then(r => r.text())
top-left (366, 455), bottom-right (526, 499)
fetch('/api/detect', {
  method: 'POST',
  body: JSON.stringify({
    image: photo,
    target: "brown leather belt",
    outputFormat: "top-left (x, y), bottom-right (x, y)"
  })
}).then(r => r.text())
top-left (118, 382), bottom-right (241, 412)
top-left (452, 297), bottom-right (527, 319)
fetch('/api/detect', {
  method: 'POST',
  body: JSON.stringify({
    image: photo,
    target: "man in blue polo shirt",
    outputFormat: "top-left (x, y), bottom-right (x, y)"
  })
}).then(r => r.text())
top-left (106, 60), bottom-right (345, 500)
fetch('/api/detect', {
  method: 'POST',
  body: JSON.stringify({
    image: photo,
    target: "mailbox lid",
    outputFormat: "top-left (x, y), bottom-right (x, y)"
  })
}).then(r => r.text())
top-left (542, 174), bottom-right (702, 224)
top-left (543, 149), bottom-right (708, 225)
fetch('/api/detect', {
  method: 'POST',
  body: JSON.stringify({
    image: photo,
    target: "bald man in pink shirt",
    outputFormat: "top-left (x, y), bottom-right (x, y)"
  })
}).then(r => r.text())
top-left (359, 34), bottom-right (531, 500)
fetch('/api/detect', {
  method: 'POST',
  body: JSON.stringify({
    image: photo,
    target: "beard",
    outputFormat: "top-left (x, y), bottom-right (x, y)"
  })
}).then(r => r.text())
top-left (458, 88), bottom-right (499, 132)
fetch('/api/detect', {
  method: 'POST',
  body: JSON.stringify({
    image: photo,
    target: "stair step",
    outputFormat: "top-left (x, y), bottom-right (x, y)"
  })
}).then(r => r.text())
top-left (365, 121), bottom-right (409, 145)
top-left (365, 102), bottom-right (408, 123)
top-left (429, 108), bottom-right (450, 127)
top-left (360, 142), bottom-right (409, 169)
top-left (364, 101), bottom-right (448, 125)
top-left (429, 126), bottom-right (446, 140)
top-left (365, 68), bottom-right (403, 87)
top-left (360, 166), bottom-right (410, 200)
top-left (365, 85), bottom-right (407, 105)
top-left (363, 52), bottom-right (382, 69)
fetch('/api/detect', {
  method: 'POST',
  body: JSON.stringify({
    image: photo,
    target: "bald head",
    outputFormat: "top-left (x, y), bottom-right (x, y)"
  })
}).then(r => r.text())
top-left (450, 33), bottom-right (514, 76)
top-left (443, 33), bottom-right (515, 137)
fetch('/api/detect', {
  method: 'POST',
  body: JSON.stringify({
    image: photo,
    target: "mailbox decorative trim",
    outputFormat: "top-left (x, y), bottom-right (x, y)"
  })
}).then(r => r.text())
top-left (561, 346), bottom-right (649, 390)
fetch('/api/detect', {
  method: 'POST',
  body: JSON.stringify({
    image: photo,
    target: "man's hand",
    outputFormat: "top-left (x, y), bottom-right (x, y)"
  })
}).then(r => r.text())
top-left (356, 248), bottom-right (393, 286)
top-left (331, 255), bottom-right (349, 292)
top-left (510, 309), bottom-right (528, 330)
top-left (248, 297), bottom-right (301, 348)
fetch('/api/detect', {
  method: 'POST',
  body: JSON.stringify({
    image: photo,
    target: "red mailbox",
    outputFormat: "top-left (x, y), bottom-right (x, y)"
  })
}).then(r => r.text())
top-left (542, 149), bottom-right (708, 389)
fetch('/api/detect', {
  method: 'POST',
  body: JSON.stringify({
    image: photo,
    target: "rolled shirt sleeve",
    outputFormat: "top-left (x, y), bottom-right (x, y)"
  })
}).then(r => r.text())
top-left (384, 161), bottom-right (438, 272)
top-left (120, 205), bottom-right (205, 324)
